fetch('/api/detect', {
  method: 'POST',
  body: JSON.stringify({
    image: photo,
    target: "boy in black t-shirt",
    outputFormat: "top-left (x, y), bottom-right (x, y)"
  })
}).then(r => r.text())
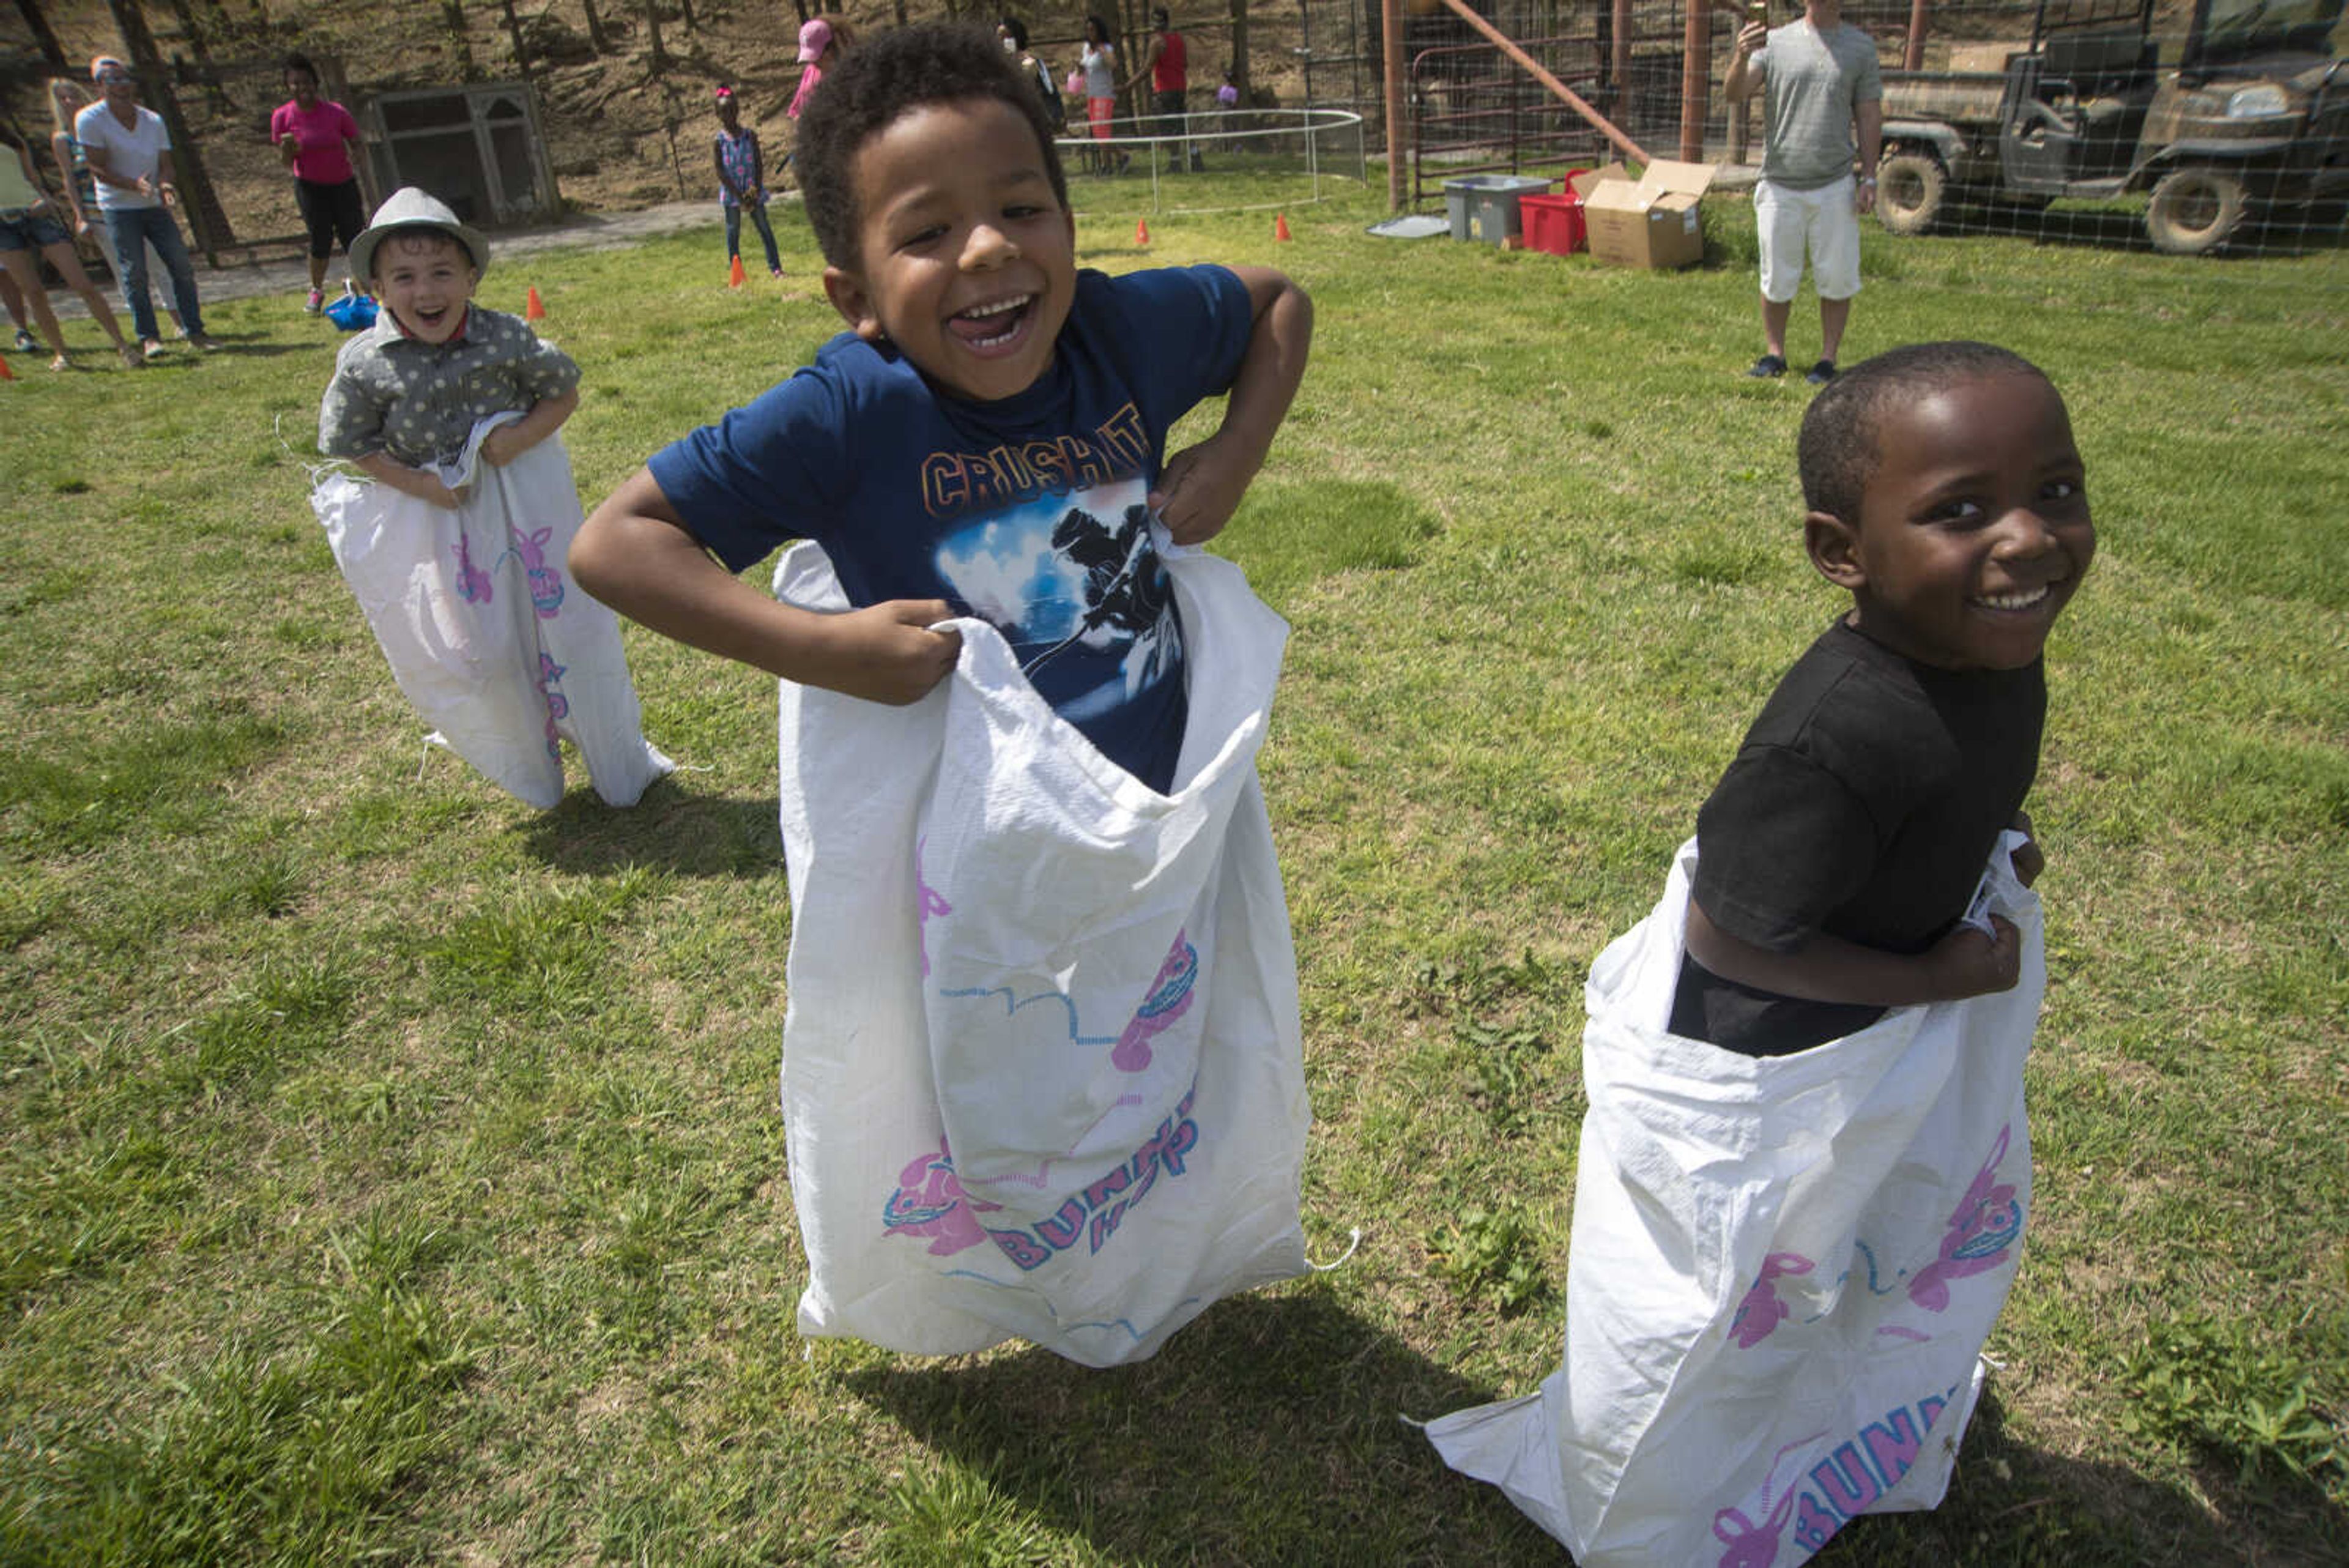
top-left (1671, 340), bottom-right (2095, 1055)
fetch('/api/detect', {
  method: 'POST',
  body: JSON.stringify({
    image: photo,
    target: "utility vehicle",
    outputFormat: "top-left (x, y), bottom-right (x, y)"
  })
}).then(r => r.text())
top-left (1877, 0), bottom-right (2347, 253)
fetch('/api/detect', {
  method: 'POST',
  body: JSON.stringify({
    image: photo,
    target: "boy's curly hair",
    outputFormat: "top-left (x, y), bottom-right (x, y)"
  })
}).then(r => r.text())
top-left (1798, 341), bottom-right (2053, 524)
top-left (797, 21), bottom-right (1070, 272)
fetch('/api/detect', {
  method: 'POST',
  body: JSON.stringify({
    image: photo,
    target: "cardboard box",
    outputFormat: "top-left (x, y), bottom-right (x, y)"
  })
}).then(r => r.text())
top-left (1580, 159), bottom-right (1718, 270)
top-left (1568, 165), bottom-right (1619, 204)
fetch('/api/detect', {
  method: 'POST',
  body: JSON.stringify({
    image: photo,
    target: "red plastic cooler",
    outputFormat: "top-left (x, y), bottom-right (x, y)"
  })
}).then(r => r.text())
top-left (1516, 168), bottom-right (1590, 256)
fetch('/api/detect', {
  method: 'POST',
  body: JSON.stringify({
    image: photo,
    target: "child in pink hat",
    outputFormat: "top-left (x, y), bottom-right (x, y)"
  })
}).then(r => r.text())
top-left (788, 17), bottom-right (839, 119)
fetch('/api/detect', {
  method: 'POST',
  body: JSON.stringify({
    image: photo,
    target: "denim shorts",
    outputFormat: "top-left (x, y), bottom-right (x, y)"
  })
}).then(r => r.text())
top-left (0, 206), bottom-right (70, 253)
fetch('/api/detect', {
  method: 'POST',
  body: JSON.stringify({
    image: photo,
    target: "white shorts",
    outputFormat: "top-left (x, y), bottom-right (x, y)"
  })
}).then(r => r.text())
top-left (1754, 176), bottom-right (1862, 303)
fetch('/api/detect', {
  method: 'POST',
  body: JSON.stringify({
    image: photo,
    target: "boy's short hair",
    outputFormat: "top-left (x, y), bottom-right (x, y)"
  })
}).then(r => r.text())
top-left (283, 51), bottom-right (320, 82)
top-left (1798, 341), bottom-right (2052, 524)
top-left (798, 23), bottom-right (1070, 272)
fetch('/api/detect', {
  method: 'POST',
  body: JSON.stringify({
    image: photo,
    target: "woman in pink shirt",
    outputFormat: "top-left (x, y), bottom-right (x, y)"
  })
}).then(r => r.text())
top-left (270, 52), bottom-right (366, 314)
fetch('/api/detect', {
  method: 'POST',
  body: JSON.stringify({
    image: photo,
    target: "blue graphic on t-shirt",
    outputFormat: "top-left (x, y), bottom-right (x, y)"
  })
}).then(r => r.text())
top-left (934, 477), bottom-right (1182, 729)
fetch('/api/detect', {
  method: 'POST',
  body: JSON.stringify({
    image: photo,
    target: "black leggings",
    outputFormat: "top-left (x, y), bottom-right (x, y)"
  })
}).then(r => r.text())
top-left (296, 177), bottom-right (366, 260)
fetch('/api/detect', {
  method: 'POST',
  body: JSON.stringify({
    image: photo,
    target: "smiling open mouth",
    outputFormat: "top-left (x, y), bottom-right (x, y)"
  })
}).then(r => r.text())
top-left (1973, 584), bottom-right (2055, 611)
top-left (952, 294), bottom-right (1032, 349)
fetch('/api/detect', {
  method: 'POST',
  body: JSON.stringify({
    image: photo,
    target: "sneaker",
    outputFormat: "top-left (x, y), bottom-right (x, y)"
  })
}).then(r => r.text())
top-left (770, 267), bottom-right (784, 280)
top-left (140, 337), bottom-right (165, 360)
top-left (119, 344), bottom-right (143, 370)
top-left (187, 332), bottom-right (223, 352)
top-left (1746, 353), bottom-right (1788, 378)
top-left (1805, 359), bottom-right (1839, 385)
top-left (12, 328), bottom-right (34, 353)
top-left (48, 353), bottom-right (70, 371)
top-left (305, 288), bottom-right (325, 314)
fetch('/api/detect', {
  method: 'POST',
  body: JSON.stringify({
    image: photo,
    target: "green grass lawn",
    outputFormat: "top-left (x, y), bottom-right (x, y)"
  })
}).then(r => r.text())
top-left (2, 174), bottom-right (2344, 1564)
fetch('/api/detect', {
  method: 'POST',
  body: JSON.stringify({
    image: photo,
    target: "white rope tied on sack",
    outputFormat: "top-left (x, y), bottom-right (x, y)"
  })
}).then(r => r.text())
top-left (1308, 1225), bottom-right (1362, 1271)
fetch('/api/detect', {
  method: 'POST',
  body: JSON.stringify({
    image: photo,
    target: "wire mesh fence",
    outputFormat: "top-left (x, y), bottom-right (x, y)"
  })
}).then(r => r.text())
top-left (13, 1), bottom-right (2342, 279)
top-left (1293, 0), bottom-right (2346, 268)
top-left (1054, 106), bottom-right (1370, 214)
top-left (1860, 0), bottom-right (2347, 262)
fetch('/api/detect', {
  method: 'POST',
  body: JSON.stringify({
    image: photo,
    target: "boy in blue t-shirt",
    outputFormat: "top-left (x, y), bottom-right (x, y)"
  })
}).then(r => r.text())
top-left (575, 23), bottom-right (1312, 793)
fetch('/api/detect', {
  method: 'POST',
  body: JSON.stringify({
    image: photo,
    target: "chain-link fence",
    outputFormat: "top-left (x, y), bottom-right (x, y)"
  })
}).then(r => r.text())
top-left (1290, 0), bottom-right (2347, 262)
top-left (11, 1), bottom-right (2340, 267)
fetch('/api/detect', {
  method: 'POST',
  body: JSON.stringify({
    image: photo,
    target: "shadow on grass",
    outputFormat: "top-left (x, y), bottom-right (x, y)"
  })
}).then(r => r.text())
top-left (519, 776), bottom-right (782, 877)
top-left (165, 333), bottom-right (326, 360)
top-left (1815, 1387), bottom-right (2349, 1567)
top-left (846, 1283), bottom-right (1566, 1564)
top-left (854, 1312), bottom-right (2344, 1566)
top-left (1215, 477), bottom-right (1442, 613)
top-left (202, 340), bottom-right (332, 359)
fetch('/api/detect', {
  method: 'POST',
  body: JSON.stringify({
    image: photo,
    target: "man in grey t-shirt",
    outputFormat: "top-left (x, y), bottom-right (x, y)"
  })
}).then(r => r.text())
top-left (1724, 0), bottom-right (1881, 384)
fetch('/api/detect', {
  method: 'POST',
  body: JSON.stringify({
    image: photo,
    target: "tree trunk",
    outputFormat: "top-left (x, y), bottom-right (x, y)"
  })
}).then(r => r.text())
top-left (642, 0), bottom-right (667, 69)
top-left (157, 0), bottom-right (217, 69)
top-left (1228, 0), bottom-right (1250, 98)
top-left (157, 0), bottom-right (232, 113)
top-left (677, 0), bottom-right (696, 31)
top-left (1118, 0), bottom-right (1145, 128)
top-left (12, 0), bottom-right (71, 74)
top-left (441, 0), bottom-right (477, 77)
top-left (101, 0), bottom-right (234, 256)
top-left (579, 0), bottom-right (609, 53)
top-left (498, 0), bottom-right (532, 76)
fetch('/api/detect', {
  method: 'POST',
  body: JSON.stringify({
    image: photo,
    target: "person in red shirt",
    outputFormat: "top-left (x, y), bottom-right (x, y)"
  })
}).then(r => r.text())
top-left (270, 51), bottom-right (366, 314)
top-left (1122, 8), bottom-right (1200, 171)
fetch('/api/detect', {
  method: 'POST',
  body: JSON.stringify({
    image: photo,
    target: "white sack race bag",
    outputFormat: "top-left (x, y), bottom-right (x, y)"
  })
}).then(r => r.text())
top-left (769, 536), bottom-right (1308, 1367)
top-left (1427, 833), bottom-right (2043, 1566)
top-left (311, 414), bottom-right (671, 809)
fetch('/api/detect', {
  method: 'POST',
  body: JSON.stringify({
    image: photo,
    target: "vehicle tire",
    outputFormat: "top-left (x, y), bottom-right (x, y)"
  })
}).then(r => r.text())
top-left (2146, 166), bottom-right (2247, 255)
top-left (1876, 152), bottom-right (1946, 236)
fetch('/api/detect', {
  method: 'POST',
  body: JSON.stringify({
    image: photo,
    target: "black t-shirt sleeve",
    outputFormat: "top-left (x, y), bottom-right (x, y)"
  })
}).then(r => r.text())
top-left (1691, 741), bottom-right (1885, 954)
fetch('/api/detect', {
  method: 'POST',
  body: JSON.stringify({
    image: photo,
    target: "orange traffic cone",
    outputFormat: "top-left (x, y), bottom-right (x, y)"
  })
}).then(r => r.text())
top-left (525, 285), bottom-right (547, 321)
top-left (1274, 211), bottom-right (1293, 242)
top-left (729, 254), bottom-right (747, 289)
top-left (0, 354), bottom-right (14, 381)
top-left (1135, 217), bottom-right (1149, 247)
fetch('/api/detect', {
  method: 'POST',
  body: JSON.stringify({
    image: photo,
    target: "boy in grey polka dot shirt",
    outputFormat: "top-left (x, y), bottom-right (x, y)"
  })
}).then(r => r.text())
top-left (318, 188), bottom-right (579, 507)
